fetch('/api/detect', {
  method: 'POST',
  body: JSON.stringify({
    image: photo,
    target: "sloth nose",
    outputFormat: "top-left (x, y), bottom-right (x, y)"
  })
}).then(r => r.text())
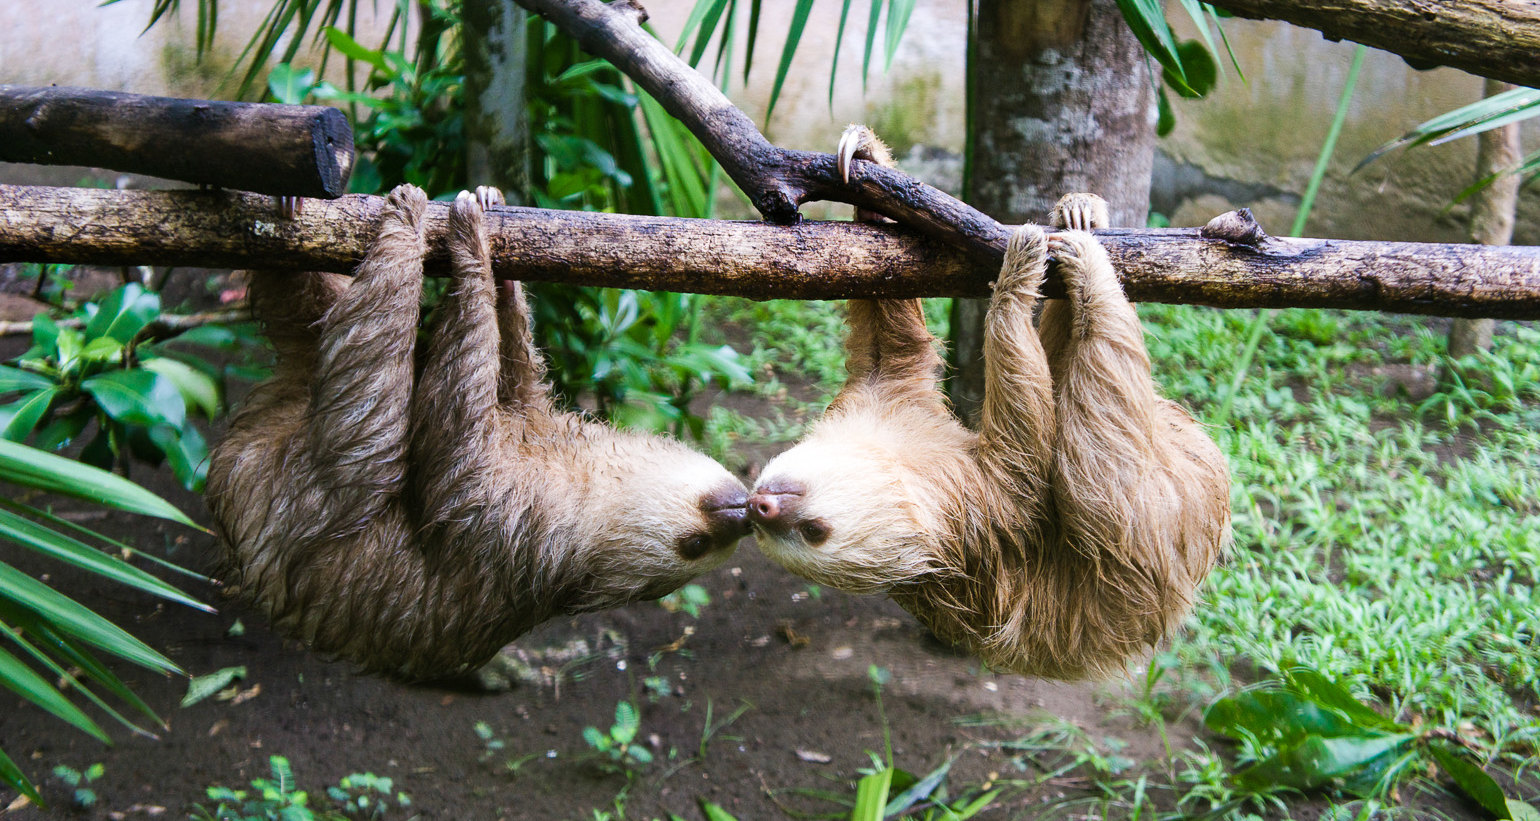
top-left (747, 479), bottom-right (805, 532)
top-left (702, 485), bottom-right (752, 539)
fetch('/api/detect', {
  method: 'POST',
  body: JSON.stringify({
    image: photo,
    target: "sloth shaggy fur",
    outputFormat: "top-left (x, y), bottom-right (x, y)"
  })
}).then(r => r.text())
top-left (207, 185), bottom-right (748, 680)
top-left (750, 129), bottom-right (1231, 679)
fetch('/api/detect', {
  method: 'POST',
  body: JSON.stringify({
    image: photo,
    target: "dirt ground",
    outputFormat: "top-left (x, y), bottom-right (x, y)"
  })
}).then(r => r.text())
top-left (0, 442), bottom-right (1191, 820)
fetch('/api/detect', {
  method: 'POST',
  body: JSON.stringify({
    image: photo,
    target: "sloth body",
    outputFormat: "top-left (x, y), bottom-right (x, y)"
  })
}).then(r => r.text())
top-left (750, 130), bottom-right (1231, 679)
top-left (207, 186), bottom-right (748, 680)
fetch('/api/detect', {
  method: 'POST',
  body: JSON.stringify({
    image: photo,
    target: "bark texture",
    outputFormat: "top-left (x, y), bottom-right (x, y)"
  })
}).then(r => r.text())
top-left (1203, 0), bottom-right (1540, 89)
top-left (0, 85), bottom-right (355, 198)
top-left (1448, 79), bottom-right (1521, 358)
top-left (950, 0), bottom-right (1156, 425)
top-left (3, 184), bottom-right (1538, 318)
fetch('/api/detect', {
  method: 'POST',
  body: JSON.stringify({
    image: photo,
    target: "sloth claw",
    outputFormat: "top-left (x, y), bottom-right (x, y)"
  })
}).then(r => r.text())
top-left (1050, 192), bottom-right (1109, 232)
top-left (836, 123), bottom-right (894, 183)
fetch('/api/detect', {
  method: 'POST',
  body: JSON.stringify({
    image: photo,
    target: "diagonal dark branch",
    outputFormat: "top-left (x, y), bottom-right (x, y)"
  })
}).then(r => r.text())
top-left (511, 0), bottom-right (1013, 263)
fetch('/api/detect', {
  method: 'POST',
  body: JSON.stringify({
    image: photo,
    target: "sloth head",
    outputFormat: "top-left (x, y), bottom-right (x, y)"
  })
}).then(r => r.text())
top-left (747, 418), bottom-right (948, 595)
top-left (563, 434), bottom-right (750, 610)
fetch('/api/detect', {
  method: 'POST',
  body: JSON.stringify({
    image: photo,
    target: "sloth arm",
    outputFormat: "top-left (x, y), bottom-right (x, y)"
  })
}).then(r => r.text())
top-left (302, 185), bottom-right (427, 513)
top-left (975, 227), bottom-right (1057, 506)
top-left (408, 191), bottom-right (525, 529)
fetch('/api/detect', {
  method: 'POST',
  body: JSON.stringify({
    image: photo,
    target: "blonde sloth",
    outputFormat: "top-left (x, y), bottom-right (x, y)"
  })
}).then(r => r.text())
top-left (748, 127), bottom-right (1231, 678)
top-left (207, 185), bottom-right (749, 680)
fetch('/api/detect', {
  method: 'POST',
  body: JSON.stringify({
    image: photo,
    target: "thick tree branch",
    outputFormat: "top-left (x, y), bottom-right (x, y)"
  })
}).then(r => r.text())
top-left (510, 0), bottom-right (1012, 261)
top-left (0, 85), bottom-right (356, 198)
top-left (1201, 1), bottom-right (1540, 89)
top-left (3, 185), bottom-right (1539, 319)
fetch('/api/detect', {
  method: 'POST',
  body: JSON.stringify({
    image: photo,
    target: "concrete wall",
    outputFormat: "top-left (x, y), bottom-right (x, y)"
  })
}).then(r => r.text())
top-left (2, 0), bottom-right (1533, 242)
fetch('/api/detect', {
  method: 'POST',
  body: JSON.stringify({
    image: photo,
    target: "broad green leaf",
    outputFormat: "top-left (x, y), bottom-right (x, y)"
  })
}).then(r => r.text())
top-left (1163, 40), bottom-right (1217, 98)
top-left (267, 62), bottom-right (316, 104)
top-left (1205, 688), bottom-right (1365, 744)
top-left (1287, 668), bottom-right (1405, 732)
top-left (1429, 745), bottom-right (1514, 819)
top-left (0, 365), bottom-right (51, 394)
top-left (33, 409), bottom-right (91, 452)
top-left (323, 26), bottom-right (387, 70)
top-left (850, 767), bottom-right (895, 821)
top-left (1233, 733), bottom-right (1414, 791)
top-left (765, 0), bottom-right (815, 124)
top-left (0, 642), bottom-right (109, 742)
top-left (28, 313), bottom-right (61, 360)
top-left (1114, 0), bottom-right (1192, 93)
top-left (182, 666), bottom-right (247, 707)
top-left (0, 507), bottom-right (208, 612)
top-left (142, 356), bottom-right (221, 419)
top-left (149, 424), bottom-right (209, 492)
top-left (1156, 88), bottom-right (1176, 137)
top-left (0, 743), bottom-right (43, 806)
top-left (1176, 0), bottom-right (1217, 69)
top-left (1, 388), bottom-right (57, 442)
top-left (161, 324), bottom-right (237, 349)
top-left (1510, 801), bottom-right (1540, 821)
top-left (82, 369), bottom-right (186, 430)
top-left (79, 336), bottom-right (125, 365)
top-left (0, 561), bottom-right (180, 674)
top-left (83, 284), bottom-right (160, 346)
top-left (0, 438), bottom-right (195, 525)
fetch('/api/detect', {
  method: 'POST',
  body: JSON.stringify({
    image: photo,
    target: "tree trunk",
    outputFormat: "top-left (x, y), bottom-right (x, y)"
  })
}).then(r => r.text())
top-left (949, 0), bottom-right (1155, 425)
top-left (1447, 78), bottom-right (1521, 359)
top-left (1202, 0), bottom-right (1540, 90)
top-left (462, 0), bottom-right (531, 201)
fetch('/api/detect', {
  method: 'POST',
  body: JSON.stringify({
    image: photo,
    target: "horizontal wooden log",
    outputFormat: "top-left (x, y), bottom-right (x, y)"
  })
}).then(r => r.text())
top-left (0, 85), bottom-right (355, 198)
top-left (1, 184), bottom-right (1538, 319)
top-left (1203, 0), bottom-right (1540, 89)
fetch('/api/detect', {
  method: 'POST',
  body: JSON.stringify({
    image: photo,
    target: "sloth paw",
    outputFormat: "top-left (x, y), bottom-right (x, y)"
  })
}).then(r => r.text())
top-left (837, 124), bottom-right (895, 181)
top-left (997, 224), bottom-right (1049, 297)
top-left (1050, 192), bottom-right (1109, 231)
top-left (1047, 230), bottom-right (1120, 331)
top-left (382, 183), bottom-right (429, 230)
top-left (474, 185), bottom-right (506, 211)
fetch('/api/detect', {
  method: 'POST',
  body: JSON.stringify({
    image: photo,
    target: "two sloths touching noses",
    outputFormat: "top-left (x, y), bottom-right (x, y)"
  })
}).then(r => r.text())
top-left (207, 127), bottom-right (1230, 683)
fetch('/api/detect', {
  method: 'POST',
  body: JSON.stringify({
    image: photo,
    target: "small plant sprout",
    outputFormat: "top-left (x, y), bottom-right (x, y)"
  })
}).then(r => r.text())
top-left (583, 701), bottom-right (653, 772)
top-left (52, 763), bottom-right (103, 808)
top-left (327, 771), bottom-right (412, 819)
top-left (659, 583), bottom-right (711, 618)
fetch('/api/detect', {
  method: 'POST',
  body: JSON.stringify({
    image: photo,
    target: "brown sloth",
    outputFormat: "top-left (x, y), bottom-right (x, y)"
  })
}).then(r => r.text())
top-left (747, 126), bottom-right (1230, 679)
top-left (207, 185), bottom-right (749, 681)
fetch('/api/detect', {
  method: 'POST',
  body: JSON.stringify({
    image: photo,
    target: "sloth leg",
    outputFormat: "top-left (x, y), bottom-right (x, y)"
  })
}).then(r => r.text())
top-left (976, 225), bottom-right (1056, 499)
top-left (247, 270), bottom-right (348, 385)
top-left (1040, 193), bottom-right (1109, 383)
top-left (304, 183), bottom-right (428, 501)
top-left (408, 188), bottom-right (507, 526)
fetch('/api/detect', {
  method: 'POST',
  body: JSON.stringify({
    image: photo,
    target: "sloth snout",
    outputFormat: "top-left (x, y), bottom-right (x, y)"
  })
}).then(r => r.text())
top-left (702, 485), bottom-right (752, 539)
top-left (746, 480), bottom-right (805, 532)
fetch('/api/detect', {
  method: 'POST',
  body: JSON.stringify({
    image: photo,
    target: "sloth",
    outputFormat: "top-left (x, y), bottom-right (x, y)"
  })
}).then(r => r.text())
top-left (206, 184), bottom-right (750, 681)
top-left (747, 126), bottom-right (1231, 679)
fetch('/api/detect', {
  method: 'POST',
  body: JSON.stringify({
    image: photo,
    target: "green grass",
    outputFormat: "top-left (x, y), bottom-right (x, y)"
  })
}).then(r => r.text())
top-left (720, 296), bottom-right (1540, 812)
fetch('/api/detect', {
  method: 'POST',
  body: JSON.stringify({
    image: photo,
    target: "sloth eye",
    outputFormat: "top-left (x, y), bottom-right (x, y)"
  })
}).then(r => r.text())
top-left (676, 533), bottom-right (713, 560)
top-left (798, 520), bottom-right (831, 546)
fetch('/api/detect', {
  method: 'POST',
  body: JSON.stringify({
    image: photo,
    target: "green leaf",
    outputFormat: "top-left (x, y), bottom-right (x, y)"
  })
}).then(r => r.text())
top-left (1429, 744), bottom-right (1507, 818)
top-left (0, 561), bottom-right (181, 674)
top-left (698, 799), bottom-right (738, 821)
top-left (827, 0), bottom-right (855, 110)
top-left (764, 0), bottom-right (815, 125)
top-left (149, 424), bottom-right (208, 492)
top-left (885, 758), bottom-right (951, 815)
top-left (182, 666), bottom-right (246, 707)
top-left (0, 744), bottom-right (43, 806)
top-left (882, 0), bottom-right (915, 71)
top-left (1162, 39), bottom-right (1217, 98)
top-left (1359, 86), bottom-right (1540, 170)
top-left (850, 767), bottom-right (895, 821)
top-left (0, 507), bottom-right (208, 612)
top-left (82, 369), bottom-right (186, 430)
top-left (1, 388), bottom-right (58, 442)
top-left (266, 62), bottom-right (316, 104)
top-left (0, 641), bottom-right (109, 742)
top-left (28, 313), bottom-right (61, 361)
top-left (0, 365), bottom-right (51, 395)
top-left (323, 25), bottom-right (387, 70)
top-left (141, 356), bottom-right (221, 419)
top-left (8, 606), bottom-right (164, 728)
top-left (0, 438), bottom-right (196, 526)
top-left (83, 284), bottom-right (160, 346)
top-left (1509, 801), bottom-right (1540, 821)
top-left (1233, 733), bottom-right (1414, 792)
top-left (1156, 87), bottom-right (1176, 137)
top-left (1114, 0), bottom-right (1192, 93)
top-left (612, 701), bottom-right (640, 745)
top-left (1286, 668), bottom-right (1405, 731)
top-left (1205, 688), bottom-right (1365, 745)
top-left (861, 0), bottom-right (883, 90)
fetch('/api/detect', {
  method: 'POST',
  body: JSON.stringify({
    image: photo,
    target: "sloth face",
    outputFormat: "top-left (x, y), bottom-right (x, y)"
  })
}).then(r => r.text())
top-left (748, 426), bottom-right (941, 595)
top-left (567, 437), bottom-right (749, 610)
